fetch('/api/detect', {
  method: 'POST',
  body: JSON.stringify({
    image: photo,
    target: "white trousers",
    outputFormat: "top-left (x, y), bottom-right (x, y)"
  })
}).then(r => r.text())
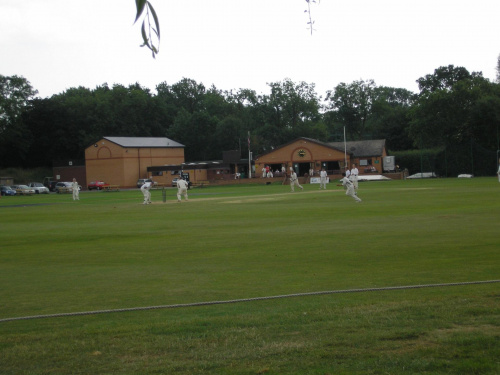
top-left (142, 189), bottom-right (151, 203)
top-left (346, 186), bottom-right (361, 202)
top-left (290, 179), bottom-right (303, 192)
top-left (177, 187), bottom-right (188, 201)
top-left (320, 177), bottom-right (327, 189)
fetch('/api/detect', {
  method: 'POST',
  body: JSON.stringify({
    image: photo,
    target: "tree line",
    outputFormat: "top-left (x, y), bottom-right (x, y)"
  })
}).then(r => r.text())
top-left (1, 64), bottom-right (500, 176)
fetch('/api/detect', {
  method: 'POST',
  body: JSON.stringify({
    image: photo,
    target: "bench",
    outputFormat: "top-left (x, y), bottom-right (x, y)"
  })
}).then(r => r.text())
top-left (103, 185), bottom-right (120, 192)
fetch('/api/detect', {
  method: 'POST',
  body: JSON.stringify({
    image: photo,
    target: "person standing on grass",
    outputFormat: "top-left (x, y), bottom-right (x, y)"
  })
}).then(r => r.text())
top-left (71, 178), bottom-right (80, 201)
top-left (140, 180), bottom-right (153, 204)
top-left (345, 165), bottom-right (351, 180)
top-left (339, 172), bottom-right (362, 203)
top-left (319, 168), bottom-right (327, 190)
top-left (176, 177), bottom-right (189, 202)
top-left (350, 163), bottom-right (359, 193)
top-left (289, 167), bottom-right (303, 192)
top-left (497, 162), bottom-right (500, 182)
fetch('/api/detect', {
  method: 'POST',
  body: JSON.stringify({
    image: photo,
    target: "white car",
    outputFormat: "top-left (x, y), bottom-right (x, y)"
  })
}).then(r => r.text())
top-left (27, 182), bottom-right (50, 194)
top-left (11, 184), bottom-right (36, 195)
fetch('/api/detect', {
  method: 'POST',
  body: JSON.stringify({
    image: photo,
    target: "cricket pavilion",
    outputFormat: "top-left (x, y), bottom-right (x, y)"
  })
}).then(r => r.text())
top-left (254, 137), bottom-right (389, 179)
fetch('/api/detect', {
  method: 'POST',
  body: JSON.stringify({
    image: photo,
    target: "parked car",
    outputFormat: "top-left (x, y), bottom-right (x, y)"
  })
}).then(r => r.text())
top-left (27, 182), bottom-right (50, 194)
top-left (43, 178), bottom-right (58, 192)
top-left (54, 182), bottom-right (81, 193)
top-left (46, 181), bottom-right (58, 192)
top-left (1, 185), bottom-right (17, 196)
top-left (407, 172), bottom-right (438, 179)
top-left (11, 184), bottom-right (36, 195)
top-left (88, 181), bottom-right (109, 190)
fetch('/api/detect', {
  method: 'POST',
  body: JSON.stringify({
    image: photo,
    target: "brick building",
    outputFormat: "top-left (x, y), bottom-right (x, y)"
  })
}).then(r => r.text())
top-left (85, 137), bottom-right (185, 188)
top-left (255, 137), bottom-right (388, 177)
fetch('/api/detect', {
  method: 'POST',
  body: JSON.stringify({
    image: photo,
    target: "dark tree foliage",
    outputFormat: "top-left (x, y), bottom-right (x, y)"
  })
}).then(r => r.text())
top-left (0, 75), bottom-right (38, 167)
top-left (3, 70), bottom-right (499, 176)
top-left (409, 65), bottom-right (500, 176)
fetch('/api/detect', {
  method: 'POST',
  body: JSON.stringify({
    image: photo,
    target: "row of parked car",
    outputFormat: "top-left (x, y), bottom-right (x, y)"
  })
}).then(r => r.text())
top-left (0, 182), bottom-right (50, 196)
top-left (3, 177), bottom-right (190, 196)
top-left (0, 181), bottom-right (82, 196)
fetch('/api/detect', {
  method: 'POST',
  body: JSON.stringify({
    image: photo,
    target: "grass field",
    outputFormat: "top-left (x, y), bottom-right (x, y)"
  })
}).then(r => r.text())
top-left (1, 178), bottom-right (499, 374)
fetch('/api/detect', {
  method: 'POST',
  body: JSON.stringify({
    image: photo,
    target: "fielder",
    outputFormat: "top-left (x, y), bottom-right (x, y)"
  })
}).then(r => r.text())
top-left (140, 180), bottom-right (154, 204)
top-left (350, 163), bottom-right (359, 192)
top-left (71, 178), bottom-right (80, 201)
top-left (176, 177), bottom-right (189, 202)
top-left (289, 167), bottom-right (303, 192)
top-left (319, 168), bottom-right (327, 190)
top-left (339, 172), bottom-right (362, 203)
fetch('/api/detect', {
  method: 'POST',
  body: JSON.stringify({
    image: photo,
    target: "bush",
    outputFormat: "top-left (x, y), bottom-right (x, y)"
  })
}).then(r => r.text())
top-left (0, 167), bottom-right (53, 184)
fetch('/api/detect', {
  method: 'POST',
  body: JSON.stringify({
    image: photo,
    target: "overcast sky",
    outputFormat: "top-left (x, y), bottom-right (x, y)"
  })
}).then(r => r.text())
top-left (1, 0), bottom-right (499, 99)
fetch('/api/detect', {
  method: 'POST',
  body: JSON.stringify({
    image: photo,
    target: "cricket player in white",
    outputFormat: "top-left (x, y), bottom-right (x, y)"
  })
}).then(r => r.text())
top-left (176, 178), bottom-right (189, 202)
top-left (319, 169), bottom-right (327, 190)
top-left (350, 164), bottom-right (359, 192)
top-left (140, 180), bottom-right (153, 204)
top-left (289, 167), bottom-right (303, 192)
top-left (71, 178), bottom-right (79, 201)
top-left (340, 172), bottom-right (362, 202)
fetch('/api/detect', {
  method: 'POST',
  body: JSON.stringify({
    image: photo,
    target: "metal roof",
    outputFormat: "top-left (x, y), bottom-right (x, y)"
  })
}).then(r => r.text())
top-left (104, 136), bottom-right (184, 148)
top-left (255, 137), bottom-right (386, 159)
top-left (328, 139), bottom-right (386, 157)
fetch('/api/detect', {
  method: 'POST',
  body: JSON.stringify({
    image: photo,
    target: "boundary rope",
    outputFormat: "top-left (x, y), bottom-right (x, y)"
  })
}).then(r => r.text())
top-left (1, 280), bottom-right (498, 323)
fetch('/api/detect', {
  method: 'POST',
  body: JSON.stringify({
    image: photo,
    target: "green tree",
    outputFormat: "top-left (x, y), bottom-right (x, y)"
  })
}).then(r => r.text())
top-left (167, 109), bottom-right (218, 161)
top-left (408, 66), bottom-right (487, 147)
top-left (255, 79), bottom-right (322, 153)
top-left (408, 66), bottom-right (500, 176)
top-left (0, 75), bottom-right (38, 166)
top-left (370, 86), bottom-right (415, 151)
top-left (416, 64), bottom-right (480, 95)
top-left (325, 79), bottom-right (376, 140)
top-left (496, 53), bottom-right (500, 84)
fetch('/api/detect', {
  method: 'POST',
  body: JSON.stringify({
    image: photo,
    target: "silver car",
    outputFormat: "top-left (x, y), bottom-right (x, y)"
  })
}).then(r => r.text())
top-left (27, 182), bottom-right (50, 194)
top-left (11, 184), bottom-right (36, 195)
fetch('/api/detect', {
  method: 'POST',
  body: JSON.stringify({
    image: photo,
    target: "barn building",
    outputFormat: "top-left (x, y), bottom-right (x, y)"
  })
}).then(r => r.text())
top-left (85, 137), bottom-right (185, 188)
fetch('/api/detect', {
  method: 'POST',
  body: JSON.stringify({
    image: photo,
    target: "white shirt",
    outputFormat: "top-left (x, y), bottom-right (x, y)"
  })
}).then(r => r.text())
top-left (177, 179), bottom-right (189, 189)
top-left (320, 170), bottom-right (327, 178)
top-left (340, 177), bottom-right (353, 188)
top-left (345, 169), bottom-right (351, 178)
top-left (351, 167), bottom-right (359, 177)
top-left (141, 182), bottom-right (153, 191)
